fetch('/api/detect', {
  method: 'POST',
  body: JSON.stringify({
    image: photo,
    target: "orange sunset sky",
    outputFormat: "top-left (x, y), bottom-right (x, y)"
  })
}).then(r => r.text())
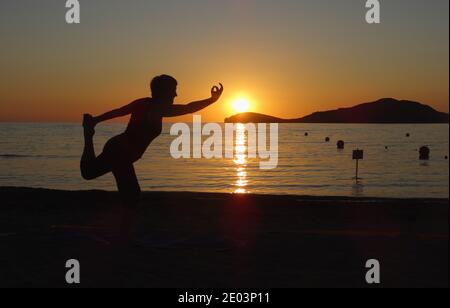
top-left (0, 0), bottom-right (448, 123)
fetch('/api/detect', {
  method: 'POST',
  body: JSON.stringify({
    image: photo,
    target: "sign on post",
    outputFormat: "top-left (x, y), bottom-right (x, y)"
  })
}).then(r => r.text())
top-left (353, 149), bottom-right (364, 180)
top-left (353, 150), bottom-right (364, 160)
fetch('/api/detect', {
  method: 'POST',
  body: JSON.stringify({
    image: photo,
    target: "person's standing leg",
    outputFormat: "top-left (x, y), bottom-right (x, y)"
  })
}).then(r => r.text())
top-left (112, 163), bottom-right (141, 241)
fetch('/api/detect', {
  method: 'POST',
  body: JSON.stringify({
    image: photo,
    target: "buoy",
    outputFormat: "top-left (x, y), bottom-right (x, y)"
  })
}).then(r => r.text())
top-left (419, 146), bottom-right (430, 160)
top-left (406, 133), bottom-right (410, 138)
top-left (337, 140), bottom-right (345, 150)
top-left (325, 137), bottom-right (330, 142)
top-left (385, 146), bottom-right (389, 150)
top-left (304, 132), bottom-right (309, 137)
top-left (445, 156), bottom-right (448, 160)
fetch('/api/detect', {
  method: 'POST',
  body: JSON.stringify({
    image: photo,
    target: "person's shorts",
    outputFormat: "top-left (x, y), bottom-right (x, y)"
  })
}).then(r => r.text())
top-left (101, 134), bottom-right (136, 166)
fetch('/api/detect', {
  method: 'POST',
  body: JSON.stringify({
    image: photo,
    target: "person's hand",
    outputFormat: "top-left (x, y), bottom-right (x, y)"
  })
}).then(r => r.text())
top-left (82, 114), bottom-right (96, 138)
top-left (83, 114), bottom-right (97, 128)
top-left (210, 83), bottom-right (224, 103)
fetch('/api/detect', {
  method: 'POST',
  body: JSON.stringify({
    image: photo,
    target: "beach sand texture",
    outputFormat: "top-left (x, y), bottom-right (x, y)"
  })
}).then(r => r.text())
top-left (0, 187), bottom-right (448, 288)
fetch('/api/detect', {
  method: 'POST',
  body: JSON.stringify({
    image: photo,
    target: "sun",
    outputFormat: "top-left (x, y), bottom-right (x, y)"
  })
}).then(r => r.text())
top-left (232, 98), bottom-right (251, 113)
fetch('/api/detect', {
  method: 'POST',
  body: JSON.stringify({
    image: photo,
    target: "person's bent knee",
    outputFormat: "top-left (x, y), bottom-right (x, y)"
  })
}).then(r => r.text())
top-left (81, 172), bottom-right (96, 181)
top-left (80, 161), bottom-right (96, 180)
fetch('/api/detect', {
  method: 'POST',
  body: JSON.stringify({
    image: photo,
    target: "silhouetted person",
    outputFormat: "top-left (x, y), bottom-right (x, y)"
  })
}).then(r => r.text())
top-left (80, 75), bottom-right (224, 240)
top-left (337, 140), bottom-right (345, 150)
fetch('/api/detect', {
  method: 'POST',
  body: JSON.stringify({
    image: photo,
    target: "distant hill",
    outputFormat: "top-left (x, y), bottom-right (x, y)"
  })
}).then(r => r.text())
top-left (224, 98), bottom-right (449, 124)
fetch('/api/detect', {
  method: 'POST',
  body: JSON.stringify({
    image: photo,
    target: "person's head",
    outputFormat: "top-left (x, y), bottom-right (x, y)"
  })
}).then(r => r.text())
top-left (150, 75), bottom-right (178, 104)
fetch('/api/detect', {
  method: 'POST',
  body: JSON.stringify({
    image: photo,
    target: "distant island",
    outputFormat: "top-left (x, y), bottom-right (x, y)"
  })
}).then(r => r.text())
top-left (225, 98), bottom-right (449, 124)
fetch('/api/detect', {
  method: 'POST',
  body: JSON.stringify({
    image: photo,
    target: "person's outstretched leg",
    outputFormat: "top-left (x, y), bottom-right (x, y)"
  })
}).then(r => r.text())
top-left (112, 163), bottom-right (141, 242)
top-left (81, 114), bottom-right (96, 162)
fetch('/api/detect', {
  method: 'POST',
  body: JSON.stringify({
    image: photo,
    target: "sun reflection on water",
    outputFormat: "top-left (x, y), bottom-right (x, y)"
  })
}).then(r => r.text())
top-left (234, 124), bottom-right (249, 194)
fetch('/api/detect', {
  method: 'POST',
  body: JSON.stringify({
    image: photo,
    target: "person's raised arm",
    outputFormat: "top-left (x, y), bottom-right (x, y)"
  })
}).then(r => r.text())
top-left (92, 99), bottom-right (147, 125)
top-left (163, 83), bottom-right (224, 117)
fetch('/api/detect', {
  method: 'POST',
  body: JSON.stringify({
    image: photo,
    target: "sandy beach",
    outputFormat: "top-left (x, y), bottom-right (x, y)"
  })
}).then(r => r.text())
top-left (0, 187), bottom-right (448, 288)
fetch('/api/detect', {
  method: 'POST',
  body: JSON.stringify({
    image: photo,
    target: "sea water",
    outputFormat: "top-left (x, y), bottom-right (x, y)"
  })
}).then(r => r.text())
top-left (0, 123), bottom-right (448, 198)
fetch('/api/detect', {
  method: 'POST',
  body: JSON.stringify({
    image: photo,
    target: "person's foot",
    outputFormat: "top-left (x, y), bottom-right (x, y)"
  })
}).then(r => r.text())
top-left (83, 114), bottom-right (95, 138)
